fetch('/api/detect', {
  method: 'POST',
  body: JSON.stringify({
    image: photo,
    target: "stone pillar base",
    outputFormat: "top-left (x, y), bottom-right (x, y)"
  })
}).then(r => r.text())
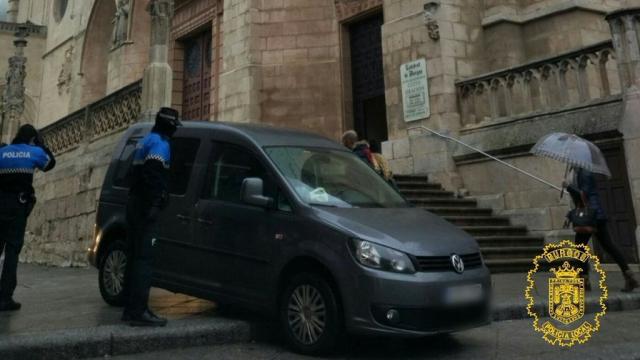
top-left (140, 62), bottom-right (172, 121)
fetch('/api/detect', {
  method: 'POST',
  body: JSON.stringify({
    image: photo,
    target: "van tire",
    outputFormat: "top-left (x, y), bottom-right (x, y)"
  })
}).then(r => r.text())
top-left (98, 240), bottom-right (129, 307)
top-left (279, 272), bottom-right (342, 355)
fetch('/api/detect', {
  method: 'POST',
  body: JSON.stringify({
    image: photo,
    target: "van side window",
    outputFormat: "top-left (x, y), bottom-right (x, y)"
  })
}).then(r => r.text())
top-left (205, 143), bottom-right (274, 203)
top-left (113, 137), bottom-right (139, 188)
top-left (169, 137), bottom-right (201, 195)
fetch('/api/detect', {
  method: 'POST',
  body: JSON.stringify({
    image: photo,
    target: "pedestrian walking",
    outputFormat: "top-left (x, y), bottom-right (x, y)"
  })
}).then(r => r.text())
top-left (122, 107), bottom-right (181, 326)
top-left (0, 124), bottom-right (56, 311)
top-left (369, 140), bottom-right (394, 183)
top-left (565, 167), bottom-right (639, 292)
top-left (341, 130), bottom-right (374, 167)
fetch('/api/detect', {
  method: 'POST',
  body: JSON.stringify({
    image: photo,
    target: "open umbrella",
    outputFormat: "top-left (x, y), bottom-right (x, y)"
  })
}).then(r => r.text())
top-left (530, 132), bottom-right (611, 177)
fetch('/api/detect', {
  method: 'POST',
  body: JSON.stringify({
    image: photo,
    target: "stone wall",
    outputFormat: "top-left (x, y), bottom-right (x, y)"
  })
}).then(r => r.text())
top-left (217, 0), bottom-right (342, 139)
top-left (23, 130), bottom-right (124, 266)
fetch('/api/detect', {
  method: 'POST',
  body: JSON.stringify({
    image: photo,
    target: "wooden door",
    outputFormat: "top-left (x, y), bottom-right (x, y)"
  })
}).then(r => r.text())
top-left (182, 31), bottom-right (212, 120)
top-left (594, 141), bottom-right (638, 264)
top-left (348, 12), bottom-right (388, 143)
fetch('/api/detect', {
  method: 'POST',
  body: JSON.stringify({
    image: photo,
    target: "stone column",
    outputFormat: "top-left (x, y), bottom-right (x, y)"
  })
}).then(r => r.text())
top-left (1, 25), bottom-right (28, 144)
top-left (139, 0), bottom-right (174, 121)
top-left (606, 7), bottom-right (640, 261)
top-left (6, 0), bottom-right (20, 23)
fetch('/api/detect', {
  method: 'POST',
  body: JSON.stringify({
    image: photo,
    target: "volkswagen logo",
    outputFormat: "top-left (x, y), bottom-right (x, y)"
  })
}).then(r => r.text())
top-left (451, 254), bottom-right (464, 274)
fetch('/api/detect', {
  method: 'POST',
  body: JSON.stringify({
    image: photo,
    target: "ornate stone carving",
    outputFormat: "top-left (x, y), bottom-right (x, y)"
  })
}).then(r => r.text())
top-left (147, 0), bottom-right (174, 46)
top-left (41, 81), bottom-right (142, 154)
top-left (111, 0), bottom-right (131, 48)
top-left (424, 1), bottom-right (440, 41)
top-left (2, 26), bottom-right (28, 120)
top-left (57, 45), bottom-right (74, 95)
top-left (456, 42), bottom-right (619, 126)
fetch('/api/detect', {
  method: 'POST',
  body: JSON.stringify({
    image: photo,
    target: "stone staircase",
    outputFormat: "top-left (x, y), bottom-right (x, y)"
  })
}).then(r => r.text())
top-left (395, 175), bottom-right (544, 273)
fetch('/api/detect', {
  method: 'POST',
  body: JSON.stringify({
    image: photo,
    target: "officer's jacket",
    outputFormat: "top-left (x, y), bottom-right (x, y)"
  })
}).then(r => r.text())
top-left (130, 132), bottom-right (171, 207)
top-left (0, 143), bottom-right (56, 194)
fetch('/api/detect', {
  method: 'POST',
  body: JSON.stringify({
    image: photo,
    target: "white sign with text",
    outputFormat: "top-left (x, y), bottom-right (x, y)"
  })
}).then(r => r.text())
top-left (400, 59), bottom-right (430, 122)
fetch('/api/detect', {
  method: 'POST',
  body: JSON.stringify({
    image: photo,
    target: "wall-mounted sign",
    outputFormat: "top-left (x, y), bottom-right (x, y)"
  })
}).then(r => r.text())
top-left (400, 59), bottom-right (430, 122)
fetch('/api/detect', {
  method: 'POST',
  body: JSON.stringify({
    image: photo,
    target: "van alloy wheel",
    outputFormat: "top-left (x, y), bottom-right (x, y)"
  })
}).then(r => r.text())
top-left (99, 241), bottom-right (128, 306)
top-left (287, 284), bottom-right (327, 345)
top-left (103, 250), bottom-right (127, 296)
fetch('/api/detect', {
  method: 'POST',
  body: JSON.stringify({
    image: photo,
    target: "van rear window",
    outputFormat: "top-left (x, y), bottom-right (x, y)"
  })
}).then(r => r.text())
top-left (113, 137), bottom-right (139, 188)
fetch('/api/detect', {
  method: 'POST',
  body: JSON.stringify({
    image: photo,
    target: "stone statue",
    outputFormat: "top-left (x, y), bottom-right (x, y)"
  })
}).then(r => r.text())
top-left (147, 0), bottom-right (174, 46)
top-left (57, 45), bottom-right (74, 95)
top-left (112, 0), bottom-right (130, 47)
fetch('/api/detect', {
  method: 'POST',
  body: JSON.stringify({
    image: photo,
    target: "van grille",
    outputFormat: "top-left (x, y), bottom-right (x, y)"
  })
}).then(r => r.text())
top-left (413, 253), bottom-right (482, 272)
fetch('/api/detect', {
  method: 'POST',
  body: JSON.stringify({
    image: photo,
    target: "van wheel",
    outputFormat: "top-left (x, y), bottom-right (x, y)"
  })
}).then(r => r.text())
top-left (279, 272), bottom-right (342, 355)
top-left (99, 240), bottom-right (128, 307)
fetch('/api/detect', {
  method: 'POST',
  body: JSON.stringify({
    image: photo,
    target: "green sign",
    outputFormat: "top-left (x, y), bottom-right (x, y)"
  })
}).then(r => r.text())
top-left (400, 59), bottom-right (430, 122)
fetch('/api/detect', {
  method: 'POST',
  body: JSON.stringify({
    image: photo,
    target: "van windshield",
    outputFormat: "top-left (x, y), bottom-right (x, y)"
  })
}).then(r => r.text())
top-left (265, 147), bottom-right (408, 208)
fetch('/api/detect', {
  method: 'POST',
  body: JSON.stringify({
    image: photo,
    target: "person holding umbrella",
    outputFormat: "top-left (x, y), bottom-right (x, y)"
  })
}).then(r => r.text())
top-left (532, 133), bottom-right (638, 292)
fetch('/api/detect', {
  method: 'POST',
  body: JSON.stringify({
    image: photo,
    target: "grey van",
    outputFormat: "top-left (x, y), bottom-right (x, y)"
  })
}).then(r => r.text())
top-left (89, 121), bottom-right (491, 354)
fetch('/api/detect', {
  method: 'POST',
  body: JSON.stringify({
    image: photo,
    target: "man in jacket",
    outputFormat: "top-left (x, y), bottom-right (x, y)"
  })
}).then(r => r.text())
top-left (122, 107), bottom-right (181, 326)
top-left (0, 124), bottom-right (56, 311)
top-left (341, 130), bottom-right (374, 167)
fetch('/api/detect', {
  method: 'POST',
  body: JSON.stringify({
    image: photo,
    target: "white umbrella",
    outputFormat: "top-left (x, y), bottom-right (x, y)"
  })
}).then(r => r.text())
top-left (530, 132), bottom-right (611, 178)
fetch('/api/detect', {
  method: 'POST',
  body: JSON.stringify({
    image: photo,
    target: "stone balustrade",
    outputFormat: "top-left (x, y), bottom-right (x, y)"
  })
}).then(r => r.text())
top-left (456, 41), bottom-right (621, 127)
top-left (41, 80), bottom-right (142, 154)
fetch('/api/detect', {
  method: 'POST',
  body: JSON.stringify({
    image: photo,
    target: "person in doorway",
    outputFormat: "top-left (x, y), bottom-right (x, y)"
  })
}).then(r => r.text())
top-left (565, 166), bottom-right (639, 292)
top-left (122, 107), bottom-right (181, 326)
top-left (0, 124), bottom-right (56, 311)
top-left (341, 130), bottom-right (374, 167)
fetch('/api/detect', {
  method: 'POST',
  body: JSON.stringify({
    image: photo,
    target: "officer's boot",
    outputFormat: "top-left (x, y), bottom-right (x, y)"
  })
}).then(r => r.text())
top-left (622, 270), bottom-right (639, 293)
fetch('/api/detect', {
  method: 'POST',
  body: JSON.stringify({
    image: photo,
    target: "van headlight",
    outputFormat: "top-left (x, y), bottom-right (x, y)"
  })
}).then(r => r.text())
top-left (351, 239), bottom-right (416, 274)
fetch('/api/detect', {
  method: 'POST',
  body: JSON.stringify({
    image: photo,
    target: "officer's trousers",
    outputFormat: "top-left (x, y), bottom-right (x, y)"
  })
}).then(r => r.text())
top-left (0, 192), bottom-right (29, 301)
top-left (124, 196), bottom-right (156, 317)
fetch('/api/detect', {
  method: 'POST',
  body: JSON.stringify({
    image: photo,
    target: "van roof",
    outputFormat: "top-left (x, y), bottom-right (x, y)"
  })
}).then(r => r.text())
top-left (131, 121), bottom-right (346, 150)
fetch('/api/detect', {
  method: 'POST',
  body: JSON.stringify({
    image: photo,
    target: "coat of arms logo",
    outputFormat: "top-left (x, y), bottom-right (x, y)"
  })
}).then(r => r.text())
top-left (525, 240), bottom-right (608, 347)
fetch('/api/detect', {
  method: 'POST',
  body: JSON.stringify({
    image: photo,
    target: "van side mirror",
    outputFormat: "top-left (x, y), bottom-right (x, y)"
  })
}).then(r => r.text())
top-left (241, 177), bottom-right (273, 208)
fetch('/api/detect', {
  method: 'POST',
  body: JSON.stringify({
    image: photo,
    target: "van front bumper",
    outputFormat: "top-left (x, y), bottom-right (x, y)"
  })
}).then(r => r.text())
top-left (343, 264), bottom-right (492, 337)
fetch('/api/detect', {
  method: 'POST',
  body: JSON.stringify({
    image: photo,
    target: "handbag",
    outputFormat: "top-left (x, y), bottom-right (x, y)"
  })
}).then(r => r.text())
top-left (566, 190), bottom-right (597, 234)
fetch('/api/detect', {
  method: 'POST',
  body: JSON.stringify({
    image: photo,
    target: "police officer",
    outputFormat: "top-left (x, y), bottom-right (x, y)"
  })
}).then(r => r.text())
top-left (122, 107), bottom-right (181, 327)
top-left (0, 124), bottom-right (56, 311)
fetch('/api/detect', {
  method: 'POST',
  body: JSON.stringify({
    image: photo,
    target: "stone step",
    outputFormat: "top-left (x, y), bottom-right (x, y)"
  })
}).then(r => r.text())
top-left (474, 235), bottom-right (545, 247)
top-left (479, 246), bottom-right (542, 260)
top-left (423, 207), bottom-right (494, 216)
top-left (396, 182), bottom-right (442, 190)
top-left (395, 174), bottom-right (429, 183)
top-left (444, 216), bottom-right (511, 227)
top-left (461, 225), bottom-right (528, 236)
top-left (484, 258), bottom-right (535, 273)
top-left (404, 190), bottom-right (456, 199)
top-left (410, 198), bottom-right (477, 207)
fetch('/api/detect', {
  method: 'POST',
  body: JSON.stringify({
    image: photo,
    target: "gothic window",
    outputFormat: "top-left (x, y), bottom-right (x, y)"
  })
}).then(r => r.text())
top-left (54, 0), bottom-right (68, 22)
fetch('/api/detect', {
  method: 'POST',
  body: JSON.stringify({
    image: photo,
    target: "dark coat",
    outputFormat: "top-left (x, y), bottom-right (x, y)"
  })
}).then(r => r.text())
top-left (566, 168), bottom-right (606, 220)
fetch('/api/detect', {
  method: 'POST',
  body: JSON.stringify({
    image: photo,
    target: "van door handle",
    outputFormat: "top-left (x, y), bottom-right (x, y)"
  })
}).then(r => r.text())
top-left (176, 214), bottom-right (190, 221)
top-left (196, 218), bottom-right (215, 225)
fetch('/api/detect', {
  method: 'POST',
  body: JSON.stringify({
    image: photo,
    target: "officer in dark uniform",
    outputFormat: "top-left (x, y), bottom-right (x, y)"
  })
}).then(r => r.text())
top-left (0, 124), bottom-right (56, 311)
top-left (122, 107), bottom-right (181, 327)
